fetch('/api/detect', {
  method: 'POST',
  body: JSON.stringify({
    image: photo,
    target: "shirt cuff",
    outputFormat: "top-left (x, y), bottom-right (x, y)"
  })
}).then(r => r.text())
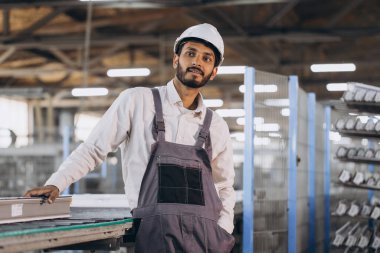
top-left (44, 172), bottom-right (68, 193)
top-left (217, 215), bottom-right (234, 234)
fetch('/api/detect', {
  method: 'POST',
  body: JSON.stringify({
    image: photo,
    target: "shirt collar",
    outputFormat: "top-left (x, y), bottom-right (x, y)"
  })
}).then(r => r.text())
top-left (167, 80), bottom-right (205, 115)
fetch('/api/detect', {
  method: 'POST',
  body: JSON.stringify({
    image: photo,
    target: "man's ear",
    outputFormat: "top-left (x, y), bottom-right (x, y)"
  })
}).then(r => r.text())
top-left (209, 67), bottom-right (218, 80)
top-left (173, 55), bottom-right (179, 69)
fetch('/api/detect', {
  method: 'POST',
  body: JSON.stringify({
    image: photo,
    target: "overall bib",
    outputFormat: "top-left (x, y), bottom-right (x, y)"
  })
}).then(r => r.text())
top-left (132, 88), bottom-right (235, 253)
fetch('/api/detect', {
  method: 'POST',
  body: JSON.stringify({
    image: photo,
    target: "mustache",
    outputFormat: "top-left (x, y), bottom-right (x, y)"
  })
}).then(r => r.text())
top-left (186, 67), bottom-right (204, 76)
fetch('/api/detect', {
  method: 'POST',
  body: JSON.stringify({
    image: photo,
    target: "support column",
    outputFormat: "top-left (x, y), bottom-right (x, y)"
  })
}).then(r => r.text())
top-left (288, 75), bottom-right (298, 253)
top-left (243, 67), bottom-right (255, 253)
top-left (324, 106), bottom-right (331, 253)
top-left (308, 93), bottom-right (316, 253)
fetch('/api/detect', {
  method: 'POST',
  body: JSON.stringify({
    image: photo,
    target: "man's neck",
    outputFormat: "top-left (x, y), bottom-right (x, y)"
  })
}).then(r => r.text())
top-left (173, 79), bottom-right (200, 110)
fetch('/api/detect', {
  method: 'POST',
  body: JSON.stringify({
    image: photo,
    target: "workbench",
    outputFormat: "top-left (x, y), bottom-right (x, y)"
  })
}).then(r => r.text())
top-left (0, 207), bottom-right (133, 253)
top-left (0, 192), bottom-right (242, 253)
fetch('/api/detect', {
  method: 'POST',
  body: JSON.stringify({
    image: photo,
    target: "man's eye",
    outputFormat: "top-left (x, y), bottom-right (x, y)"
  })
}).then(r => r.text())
top-left (204, 56), bottom-right (212, 63)
top-left (187, 51), bottom-right (195, 57)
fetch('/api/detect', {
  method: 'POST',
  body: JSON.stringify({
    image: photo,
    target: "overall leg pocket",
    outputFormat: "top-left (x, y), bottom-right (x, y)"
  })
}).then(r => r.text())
top-left (134, 216), bottom-right (165, 253)
top-left (160, 214), bottom-right (185, 253)
top-left (205, 219), bottom-right (235, 253)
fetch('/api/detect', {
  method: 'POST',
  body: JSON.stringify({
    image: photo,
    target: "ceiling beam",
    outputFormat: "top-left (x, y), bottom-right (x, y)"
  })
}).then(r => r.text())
top-left (188, 9), bottom-right (278, 64)
top-left (326, 0), bottom-right (365, 28)
top-left (2, 8), bottom-right (10, 36)
top-left (0, 0), bottom-right (288, 8)
top-left (2, 58), bottom-right (380, 78)
top-left (1, 7), bottom-right (71, 43)
top-left (48, 47), bottom-right (80, 69)
top-left (213, 9), bottom-right (247, 36)
top-left (265, 0), bottom-right (300, 27)
top-left (3, 26), bottom-right (372, 49)
top-left (0, 46), bottom-right (16, 64)
top-left (89, 43), bottom-right (126, 67)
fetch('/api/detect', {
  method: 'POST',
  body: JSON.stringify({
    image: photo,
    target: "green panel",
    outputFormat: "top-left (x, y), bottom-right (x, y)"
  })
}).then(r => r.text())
top-left (0, 218), bottom-right (133, 238)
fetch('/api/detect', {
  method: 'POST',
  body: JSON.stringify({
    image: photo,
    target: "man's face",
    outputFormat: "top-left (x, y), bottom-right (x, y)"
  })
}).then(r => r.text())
top-left (173, 41), bottom-right (218, 89)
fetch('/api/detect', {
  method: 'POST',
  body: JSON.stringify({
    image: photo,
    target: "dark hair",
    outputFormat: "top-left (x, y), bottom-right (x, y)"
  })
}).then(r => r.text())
top-left (175, 37), bottom-right (221, 67)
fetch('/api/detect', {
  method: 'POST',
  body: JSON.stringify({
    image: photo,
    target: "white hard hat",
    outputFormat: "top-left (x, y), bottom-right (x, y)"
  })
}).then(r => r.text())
top-left (173, 23), bottom-right (224, 66)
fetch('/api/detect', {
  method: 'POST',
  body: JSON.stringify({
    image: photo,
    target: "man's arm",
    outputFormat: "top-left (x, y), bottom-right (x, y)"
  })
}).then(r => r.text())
top-left (24, 89), bottom-right (136, 201)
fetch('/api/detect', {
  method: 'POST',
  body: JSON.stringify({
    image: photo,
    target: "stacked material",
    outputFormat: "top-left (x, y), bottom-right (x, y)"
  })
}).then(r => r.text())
top-left (335, 117), bottom-right (380, 133)
top-left (0, 196), bottom-right (71, 224)
top-left (343, 82), bottom-right (380, 104)
top-left (332, 222), bottom-right (372, 249)
top-left (336, 146), bottom-right (380, 160)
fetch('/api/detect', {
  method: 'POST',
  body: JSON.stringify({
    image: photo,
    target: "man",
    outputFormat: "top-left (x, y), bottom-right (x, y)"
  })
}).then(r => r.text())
top-left (25, 23), bottom-right (235, 253)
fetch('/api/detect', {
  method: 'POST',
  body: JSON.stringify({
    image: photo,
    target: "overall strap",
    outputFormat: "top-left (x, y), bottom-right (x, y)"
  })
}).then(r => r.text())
top-left (195, 108), bottom-right (213, 152)
top-left (151, 88), bottom-right (165, 142)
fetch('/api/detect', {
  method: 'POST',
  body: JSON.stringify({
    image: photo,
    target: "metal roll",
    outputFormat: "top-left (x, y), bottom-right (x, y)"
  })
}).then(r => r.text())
top-left (364, 90), bottom-right (376, 102)
top-left (336, 146), bottom-right (348, 158)
top-left (354, 88), bottom-right (366, 101)
top-left (347, 148), bottom-right (357, 158)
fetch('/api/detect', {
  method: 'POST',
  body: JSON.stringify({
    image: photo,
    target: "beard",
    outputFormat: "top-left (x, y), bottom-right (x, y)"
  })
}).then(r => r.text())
top-left (176, 63), bottom-right (213, 89)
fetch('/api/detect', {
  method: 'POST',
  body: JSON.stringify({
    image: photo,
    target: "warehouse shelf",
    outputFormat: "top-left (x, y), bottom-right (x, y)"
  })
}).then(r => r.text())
top-left (331, 214), bottom-right (372, 221)
top-left (336, 157), bottom-right (380, 165)
top-left (335, 129), bottom-right (380, 139)
top-left (336, 182), bottom-right (380, 191)
top-left (345, 101), bottom-right (380, 113)
top-left (331, 82), bottom-right (380, 252)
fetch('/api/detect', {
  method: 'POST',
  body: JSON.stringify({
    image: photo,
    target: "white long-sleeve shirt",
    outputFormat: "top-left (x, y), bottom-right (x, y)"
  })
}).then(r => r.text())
top-left (45, 80), bottom-right (236, 233)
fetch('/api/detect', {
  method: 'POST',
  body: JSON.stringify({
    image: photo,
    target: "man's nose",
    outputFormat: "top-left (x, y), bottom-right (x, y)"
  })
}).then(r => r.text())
top-left (192, 56), bottom-right (201, 67)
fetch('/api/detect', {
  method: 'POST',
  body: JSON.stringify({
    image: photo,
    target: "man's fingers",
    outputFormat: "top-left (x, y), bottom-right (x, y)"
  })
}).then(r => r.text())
top-left (23, 186), bottom-right (60, 204)
top-left (24, 191), bottom-right (32, 197)
top-left (24, 188), bottom-right (44, 197)
top-left (47, 191), bottom-right (59, 204)
top-left (24, 188), bottom-right (48, 197)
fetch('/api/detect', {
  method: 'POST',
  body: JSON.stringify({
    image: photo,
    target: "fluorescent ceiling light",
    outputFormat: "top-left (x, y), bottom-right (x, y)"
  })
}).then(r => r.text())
top-left (72, 87), bottom-right (108, 97)
top-left (264, 99), bottom-right (289, 107)
top-left (310, 63), bottom-right (356, 72)
top-left (236, 117), bottom-right (264, 126)
top-left (239, 84), bottom-right (278, 93)
top-left (107, 68), bottom-right (150, 77)
top-left (281, 108), bottom-right (290, 117)
top-left (255, 137), bottom-right (271, 145)
top-left (326, 83), bottom-right (348, 91)
top-left (239, 85), bottom-right (245, 93)
top-left (80, 0), bottom-right (117, 1)
top-left (203, 99), bottom-right (223, 107)
top-left (329, 131), bottom-right (341, 142)
top-left (230, 133), bottom-right (271, 145)
top-left (230, 132), bottom-right (245, 142)
top-left (215, 109), bottom-right (245, 117)
top-left (217, 66), bottom-right (245, 75)
top-left (268, 132), bottom-right (281, 138)
top-left (255, 123), bottom-right (280, 132)
top-left (0, 128), bottom-right (11, 148)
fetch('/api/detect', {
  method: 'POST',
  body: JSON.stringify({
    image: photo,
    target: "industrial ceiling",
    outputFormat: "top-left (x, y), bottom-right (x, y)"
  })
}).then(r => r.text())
top-left (0, 0), bottom-right (379, 113)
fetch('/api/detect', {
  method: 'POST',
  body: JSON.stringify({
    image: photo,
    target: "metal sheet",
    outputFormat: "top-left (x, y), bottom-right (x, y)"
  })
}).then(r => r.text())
top-left (0, 196), bottom-right (71, 224)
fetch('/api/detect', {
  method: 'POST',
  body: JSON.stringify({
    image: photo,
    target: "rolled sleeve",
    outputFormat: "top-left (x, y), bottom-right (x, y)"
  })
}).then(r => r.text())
top-left (45, 90), bottom-right (134, 191)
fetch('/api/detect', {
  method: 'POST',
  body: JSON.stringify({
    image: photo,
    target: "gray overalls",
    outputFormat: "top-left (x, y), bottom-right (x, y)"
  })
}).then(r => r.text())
top-left (132, 88), bottom-right (235, 253)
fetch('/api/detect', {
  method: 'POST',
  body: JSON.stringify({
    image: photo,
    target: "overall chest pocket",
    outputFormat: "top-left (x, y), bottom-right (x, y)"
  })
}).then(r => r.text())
top-left (157, 156), bottom-right (204, 206)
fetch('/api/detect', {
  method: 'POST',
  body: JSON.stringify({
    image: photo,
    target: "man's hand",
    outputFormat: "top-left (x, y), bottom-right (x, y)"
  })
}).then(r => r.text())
top-left (24, 185), bottom-right (60, 204)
